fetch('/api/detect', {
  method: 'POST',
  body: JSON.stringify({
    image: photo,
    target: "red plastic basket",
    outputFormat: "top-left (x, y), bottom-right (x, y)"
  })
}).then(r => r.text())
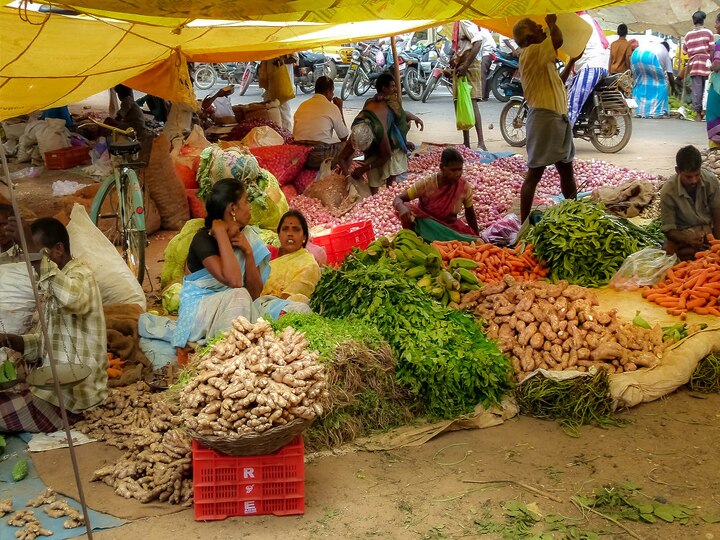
top-left (311, 221), bottom-right (375, 266)
top-left (44, 146), bottom-right (91, 170)
top-left (192, 436), bottom-right (305, 521)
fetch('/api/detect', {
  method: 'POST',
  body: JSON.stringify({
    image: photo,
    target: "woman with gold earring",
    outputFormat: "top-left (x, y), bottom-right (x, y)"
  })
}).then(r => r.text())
top-left (172, 178), bottom-right (271, 348)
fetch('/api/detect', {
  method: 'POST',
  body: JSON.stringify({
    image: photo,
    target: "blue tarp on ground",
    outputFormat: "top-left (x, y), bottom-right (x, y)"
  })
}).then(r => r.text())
top-left (0, 435), bottom-right (125, 538)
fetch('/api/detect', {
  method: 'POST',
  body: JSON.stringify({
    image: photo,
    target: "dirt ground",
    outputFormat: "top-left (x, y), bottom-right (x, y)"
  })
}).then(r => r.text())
top-left (89, 390), bottom-right (720, 540)
top-left (6, 95), bottom-right (720, 539)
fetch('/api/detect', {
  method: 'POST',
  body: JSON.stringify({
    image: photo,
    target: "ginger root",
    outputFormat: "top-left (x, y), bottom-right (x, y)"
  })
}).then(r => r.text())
top-left (25, 489), bottom-right (56, 508)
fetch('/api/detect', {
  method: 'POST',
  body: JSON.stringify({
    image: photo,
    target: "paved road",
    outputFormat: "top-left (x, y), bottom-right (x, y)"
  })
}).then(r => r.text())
top-left (207, 80), bottom-right (707, 177)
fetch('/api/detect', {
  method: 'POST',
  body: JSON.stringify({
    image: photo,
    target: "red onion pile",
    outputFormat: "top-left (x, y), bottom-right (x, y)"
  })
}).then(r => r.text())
top-left (290, 155), bottom-right (660, 237)
top-left (229, 119), bottom-right (294, 144)
top-left (407, 145), bottom-right (480, 173)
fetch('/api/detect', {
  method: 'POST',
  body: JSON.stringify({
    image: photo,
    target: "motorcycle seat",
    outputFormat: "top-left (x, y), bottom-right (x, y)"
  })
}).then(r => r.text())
top-left (595, 73), bottom-right (623, 89)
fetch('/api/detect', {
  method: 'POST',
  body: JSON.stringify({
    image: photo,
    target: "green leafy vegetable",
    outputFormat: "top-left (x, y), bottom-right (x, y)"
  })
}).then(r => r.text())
top-left (310, 254), bottom-right (512, 418)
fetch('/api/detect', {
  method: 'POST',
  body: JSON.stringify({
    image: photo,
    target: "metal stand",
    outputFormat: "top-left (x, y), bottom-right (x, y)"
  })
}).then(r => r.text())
top-left (0, 145), bottom-right (94, 539)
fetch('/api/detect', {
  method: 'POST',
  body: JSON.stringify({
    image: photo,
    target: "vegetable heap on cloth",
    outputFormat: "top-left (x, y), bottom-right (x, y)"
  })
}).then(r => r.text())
top-left (526, 200), bottom-right (660, 287)
top-left (310, 254), bottom-right (513, 418)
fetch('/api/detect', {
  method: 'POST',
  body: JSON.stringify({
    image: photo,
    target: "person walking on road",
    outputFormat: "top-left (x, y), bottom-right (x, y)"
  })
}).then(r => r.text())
top-left (513, 14), bottom-right (577, 224)
top-left (478, 27), bottom-right (497, 101)
top-left (609, 23), bottom-right (634, 75)
top-left (631, 41), bottom-right (675, 118)
top-left (683, 11), bottom-right (715, 121)
top-left (451, 20), bottom-right (486, 150)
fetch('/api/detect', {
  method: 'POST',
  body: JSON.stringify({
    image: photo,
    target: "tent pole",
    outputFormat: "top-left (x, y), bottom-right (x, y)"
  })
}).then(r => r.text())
top-left (391, 36), bottom-right (402, 102)
top-left (0, 146), bottom-right (94, 540)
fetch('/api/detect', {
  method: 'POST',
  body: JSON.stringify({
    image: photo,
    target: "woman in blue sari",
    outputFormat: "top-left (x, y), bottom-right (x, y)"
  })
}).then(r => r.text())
top-left (707, 14), bottom-right (720, 147)
top-left (172, 178), bottom-right (270, 348)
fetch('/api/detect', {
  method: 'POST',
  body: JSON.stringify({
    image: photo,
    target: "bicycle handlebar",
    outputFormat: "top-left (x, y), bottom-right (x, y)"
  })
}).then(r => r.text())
top-left (88, 119), bottom-right (137, 139)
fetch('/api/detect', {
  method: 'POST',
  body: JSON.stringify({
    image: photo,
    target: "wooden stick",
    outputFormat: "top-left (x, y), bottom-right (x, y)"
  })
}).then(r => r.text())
top-left (462, 479), bottom-right (563, 503)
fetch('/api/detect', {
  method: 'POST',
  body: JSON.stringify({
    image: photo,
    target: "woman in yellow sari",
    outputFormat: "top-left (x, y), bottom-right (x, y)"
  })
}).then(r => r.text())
top-left (254, 210), bottom-right (321, 319)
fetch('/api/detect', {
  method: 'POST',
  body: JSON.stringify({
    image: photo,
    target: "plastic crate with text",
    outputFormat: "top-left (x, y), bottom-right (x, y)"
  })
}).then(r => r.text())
top-left (310, 220), bottom-right (375, 266)
top-left (192, 436), bottom-right (305, 521)
top-left (44, 146), bottom-right (91, 170)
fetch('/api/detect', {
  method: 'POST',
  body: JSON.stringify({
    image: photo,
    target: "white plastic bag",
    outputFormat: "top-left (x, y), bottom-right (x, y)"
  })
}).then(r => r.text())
top-left (609, 247), bottom-right (678, 291)
top-left (66, 204), bottom-right (146, 309)
top-left (37, 118), bottom-right (70, 158)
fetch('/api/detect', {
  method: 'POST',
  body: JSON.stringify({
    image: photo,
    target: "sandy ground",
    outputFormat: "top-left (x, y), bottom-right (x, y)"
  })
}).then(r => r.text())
top-left (90, 391), bottom-right (720, 540)
top-left (6, 90), bottom-right (720, 539)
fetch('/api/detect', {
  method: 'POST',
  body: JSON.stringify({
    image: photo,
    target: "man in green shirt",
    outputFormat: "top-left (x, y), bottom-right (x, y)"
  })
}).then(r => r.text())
top-left (660, 145), bottom-right (720, 260)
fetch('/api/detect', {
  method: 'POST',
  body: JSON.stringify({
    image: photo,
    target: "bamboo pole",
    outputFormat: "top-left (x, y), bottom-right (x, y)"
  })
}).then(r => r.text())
top-left (391, 36), bottom-right (402, 102)
top-left (0, 147), bottom-right (94, 540)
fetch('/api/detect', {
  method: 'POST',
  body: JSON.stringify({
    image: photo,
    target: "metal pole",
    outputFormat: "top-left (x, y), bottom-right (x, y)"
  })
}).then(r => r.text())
top-left (390, 36), bottom-right (402, 102)
top-left (0, 147), bottom-right (94, 540)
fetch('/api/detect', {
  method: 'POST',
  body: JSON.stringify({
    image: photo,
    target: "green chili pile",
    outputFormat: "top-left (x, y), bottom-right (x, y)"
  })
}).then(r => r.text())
top-left (527, 200), bottom-right (658, 287)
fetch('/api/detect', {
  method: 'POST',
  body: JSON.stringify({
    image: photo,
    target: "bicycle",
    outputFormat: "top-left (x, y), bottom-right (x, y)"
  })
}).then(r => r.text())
top-left (88, 122), bottom-right (147, 284)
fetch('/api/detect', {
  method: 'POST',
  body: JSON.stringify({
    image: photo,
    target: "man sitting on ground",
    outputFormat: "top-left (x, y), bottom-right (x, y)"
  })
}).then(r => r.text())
top-left (293, 76), bottom-right (349, 169)
top-left (0, 217), bottom-right (108, 432)
top-left (660, 145), bottom-right (720, 260)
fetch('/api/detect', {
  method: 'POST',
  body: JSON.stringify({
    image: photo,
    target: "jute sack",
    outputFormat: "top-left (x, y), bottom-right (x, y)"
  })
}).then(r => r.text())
top-left (609, 326), bottom-right (720, 409)
top-left (145, 134), bottom-right (190, 230)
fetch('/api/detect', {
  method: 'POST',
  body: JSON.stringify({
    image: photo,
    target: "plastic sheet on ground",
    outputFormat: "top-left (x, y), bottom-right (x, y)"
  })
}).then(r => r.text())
top-left (0, 436), bottom-right (125, 538)
top-left (353, 396), bottom-right (518, 451)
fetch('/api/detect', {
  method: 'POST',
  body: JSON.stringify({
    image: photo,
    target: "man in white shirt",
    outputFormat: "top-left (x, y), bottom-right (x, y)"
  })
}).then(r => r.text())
top-left (293, 76), bottom-right (349, 168)
top-left (477, 27), bottom-right (497, 101)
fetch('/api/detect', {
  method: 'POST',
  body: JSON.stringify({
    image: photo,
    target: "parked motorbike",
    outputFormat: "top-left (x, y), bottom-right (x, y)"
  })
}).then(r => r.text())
top-left (499, 73), bottom-right (634, 153)
top-left (488, 49), bottom-right (522, 102)
top-left (340, 42), bottom-right (385, 100)
top-left (193, 63), bottom-right (243, 91)
top-left (420, 45), bottom-right (453, 103)
top-left (401, 37), bottom-right (447, 101)
top-left (295, 52), bottom-right (336, 94)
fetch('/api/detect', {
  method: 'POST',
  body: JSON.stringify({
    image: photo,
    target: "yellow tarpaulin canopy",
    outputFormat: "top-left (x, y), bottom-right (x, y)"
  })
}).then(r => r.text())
top-left (0, 0), bottom-right (637, 120)
top-left (591, 0), bottom-right (720, 36)
top-left (20, 0), bottom-right (635, 26)
top-left (0, 8), bottom-right (435, 119)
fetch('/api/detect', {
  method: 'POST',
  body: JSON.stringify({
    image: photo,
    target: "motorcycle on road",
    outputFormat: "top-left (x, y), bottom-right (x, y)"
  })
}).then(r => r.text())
top-left (295, 52), bottom-right (337, 94)
top-left (499, 73), bottom-right (635, 153)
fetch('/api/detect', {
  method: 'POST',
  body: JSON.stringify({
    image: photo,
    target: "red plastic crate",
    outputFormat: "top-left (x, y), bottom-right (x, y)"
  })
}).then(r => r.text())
top-left (311, 220), bottom-right (375, 266)
top-left (44, 146), bottom-right (91, 170)
top-left (192, 436), bottom-right (305, 521)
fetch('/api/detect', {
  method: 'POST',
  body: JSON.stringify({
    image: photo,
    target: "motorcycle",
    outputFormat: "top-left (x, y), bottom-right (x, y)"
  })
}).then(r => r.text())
top-left (401, 37), bottom-right (447, 101)
top-left (295, 52), bottom-right (336, 94)
top-left (340, 42), bottom-right (385, 100)
top-left (488, 49), bottom-right (522, 102)
top-left (193, 63), bottom-right (243, 91)
top-left (420, 44), bottom-right (453, 103)
top-left (499, 73), bottom-right (634, 153)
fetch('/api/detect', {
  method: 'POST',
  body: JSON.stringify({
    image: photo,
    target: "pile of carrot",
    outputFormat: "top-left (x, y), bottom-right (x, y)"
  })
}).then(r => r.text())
top-left (641, 238), bottom-right (720, 316)
top-left (431, 240), bottom-right (548, 283)
top-left (106, 352), bottom-right (125, 378)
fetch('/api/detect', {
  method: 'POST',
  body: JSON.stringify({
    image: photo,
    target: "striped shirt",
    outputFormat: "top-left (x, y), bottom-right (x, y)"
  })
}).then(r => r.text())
top-left (519, 37), bottom-right (568, 115)
top-left (23, 257), bottom-right (108, 414)
top-left (683, 27), bottom-right (715, 76)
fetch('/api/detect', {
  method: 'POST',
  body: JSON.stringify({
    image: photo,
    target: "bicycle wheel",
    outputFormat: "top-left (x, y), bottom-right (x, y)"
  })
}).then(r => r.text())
top-left (194, 64), bottom-right (217, 90)
top-left (90, 171), bottom-right (146, 284)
